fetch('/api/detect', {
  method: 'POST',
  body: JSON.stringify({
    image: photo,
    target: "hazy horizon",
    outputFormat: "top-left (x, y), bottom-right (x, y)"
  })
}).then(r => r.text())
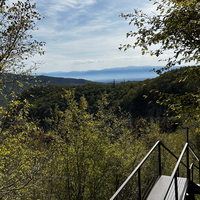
top-left (36, 65), bottom-right (175, 83)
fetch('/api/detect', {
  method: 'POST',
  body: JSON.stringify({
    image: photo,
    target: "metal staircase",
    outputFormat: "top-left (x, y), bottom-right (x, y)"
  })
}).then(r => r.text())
top-left (110, 135), bottom-right (200, 200)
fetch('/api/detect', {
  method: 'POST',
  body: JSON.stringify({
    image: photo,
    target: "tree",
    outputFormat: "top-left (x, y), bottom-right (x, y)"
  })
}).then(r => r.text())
top-left (120, 0), bottom-right (200, 73)
top-left (120, 0), bottom-right (200, 120)
top-left (0, 100), bottom-right (54, 199)
top-left (40, 91), bottom-right (146, 200)
top-left (0, 1), bottom-right (50, 198)
top-left (0, 0), bottom-right (45, 74)
top-left (0, 0), bottom-right (45, 105)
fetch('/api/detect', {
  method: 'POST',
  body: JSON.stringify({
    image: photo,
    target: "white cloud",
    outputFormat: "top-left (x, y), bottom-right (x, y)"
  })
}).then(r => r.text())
top-left (36, 0), bottom-right (96, 18)
top-left (7, 0), bottom-right (168, 74)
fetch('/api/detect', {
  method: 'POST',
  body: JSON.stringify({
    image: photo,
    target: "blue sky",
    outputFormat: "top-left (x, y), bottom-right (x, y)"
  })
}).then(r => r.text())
top-left (12, 0), bottom-right (176, 73)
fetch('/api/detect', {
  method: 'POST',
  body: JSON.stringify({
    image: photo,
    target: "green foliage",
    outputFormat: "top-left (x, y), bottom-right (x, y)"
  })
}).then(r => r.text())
top-left (120, 0), bottom-right (200, 121)
top-left (0, 0), bottom-right (45, 74)
top-left (0, 87), bottom-right (195, 199)
top-left (0, 0), bottom-right (50, 198)
top-left (27, 90), bottom-right (195, 200)
top-left (0, 0), bottom-right (46, 107)
top-left (0, 99), bottom-right (54, 199)
top-left (37, 90), bottom-right (146, 199)
top-left (120, 0), bottom-right (200, 71)
top-left (20, 67), bottom-right (194, 131)
top-left (153, 66), bottom-right (200, 121)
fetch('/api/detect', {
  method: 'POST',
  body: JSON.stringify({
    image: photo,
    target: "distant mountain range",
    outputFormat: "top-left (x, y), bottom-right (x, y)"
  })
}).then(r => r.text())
top-left (37, 66), bottom-right (166, 83)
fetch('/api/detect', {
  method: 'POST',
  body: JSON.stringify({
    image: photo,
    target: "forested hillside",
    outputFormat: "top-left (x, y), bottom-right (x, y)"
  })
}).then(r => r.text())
top-left (0, 73), bottom-right (92, 107)
top-left (20, 67), bottom-right (193, 131)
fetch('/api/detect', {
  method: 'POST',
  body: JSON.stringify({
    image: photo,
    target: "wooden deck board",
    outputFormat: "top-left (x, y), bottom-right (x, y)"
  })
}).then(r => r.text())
top-left (147, 175), bottom-right (188, 200)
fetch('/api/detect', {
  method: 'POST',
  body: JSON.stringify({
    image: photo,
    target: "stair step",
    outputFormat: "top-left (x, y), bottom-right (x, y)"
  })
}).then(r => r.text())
top-left (147, 175), bottom-right (188, 200)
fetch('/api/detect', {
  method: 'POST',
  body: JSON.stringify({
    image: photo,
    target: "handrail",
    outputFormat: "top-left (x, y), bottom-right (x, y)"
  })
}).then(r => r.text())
top-left (163, 143), bottom-right (188, 200)
top-left (190, 163), bottom-right (194, 182)
top-left (110, 140), bottom-right (200, 200)
top-left (190, 163), bottom-right (199, 182)
top-left (110, 140), bottom-right (161, 200)
top-left (110, 140), bottom-right (182, 200)
top-left (190, 163), bottom-right (199, 170)
top-left (189, 146), bottom-right (200, 184)
top-left (163, 143), bottom-right (200, 199)
top-left (161, 143), bottom-right (187, 168)
top-left (189, 146), bottom-right (199, 162)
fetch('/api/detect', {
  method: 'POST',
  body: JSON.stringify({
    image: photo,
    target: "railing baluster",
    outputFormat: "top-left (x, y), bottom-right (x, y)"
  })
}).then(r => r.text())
top-left (158, 142), bottom-right (161, 176)
top-left (192, 165), bottom-right (194, 182)
top-left (138, 168), bottom-right (142, 200)
top-left (199, 161), bottom-right (200, 184)
top-left (174, 173), bottom-right (178, 200)
top-left (164, 143), bottom-right (188, 200)
top-left (187, 144), bottom-right (190, 181)
top-left (177, 166), bottom-right (179, 178)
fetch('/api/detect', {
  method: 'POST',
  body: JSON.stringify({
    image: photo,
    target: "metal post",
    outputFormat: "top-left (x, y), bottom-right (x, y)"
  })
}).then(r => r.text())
top-left (177, 166), bottom-right (179, 177)
top-left (175, 173), bottom-right (178, 200)
top-left (138, 168), bottom-right (142, 200)
top-left (187, 144), bottom-right (190, 181)
top-left (186, 128), bottom-right (190, 181)
top-left (199, 161), bottom-right (200, 184)
top-left (192, 165), bottom-right (194, 182)
top-left (158, 142), bottom-right (161, 176)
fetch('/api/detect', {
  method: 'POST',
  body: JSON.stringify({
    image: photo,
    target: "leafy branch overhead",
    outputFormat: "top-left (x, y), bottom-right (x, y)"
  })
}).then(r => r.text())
top-left (120, 0), bottom-right (200, 73)
top-left (0, 0), bottom-right (45, 74)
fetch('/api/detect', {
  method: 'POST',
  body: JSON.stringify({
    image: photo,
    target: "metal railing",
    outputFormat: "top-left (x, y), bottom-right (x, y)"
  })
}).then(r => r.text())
top-left (163, 143), bottom-right (189, 200)
top-left (110, 140), bottom-right (185, 200)
top-left (163, 143), bottom-right (200, 200)
top-left (189, 146), bottom-right (200, 184)
top-left (110, 139), bottom-right (200, 200)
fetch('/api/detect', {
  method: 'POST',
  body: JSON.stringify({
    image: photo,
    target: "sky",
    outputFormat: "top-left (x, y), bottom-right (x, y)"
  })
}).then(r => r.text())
top-left (11, 0), bottom-right (176, 73)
